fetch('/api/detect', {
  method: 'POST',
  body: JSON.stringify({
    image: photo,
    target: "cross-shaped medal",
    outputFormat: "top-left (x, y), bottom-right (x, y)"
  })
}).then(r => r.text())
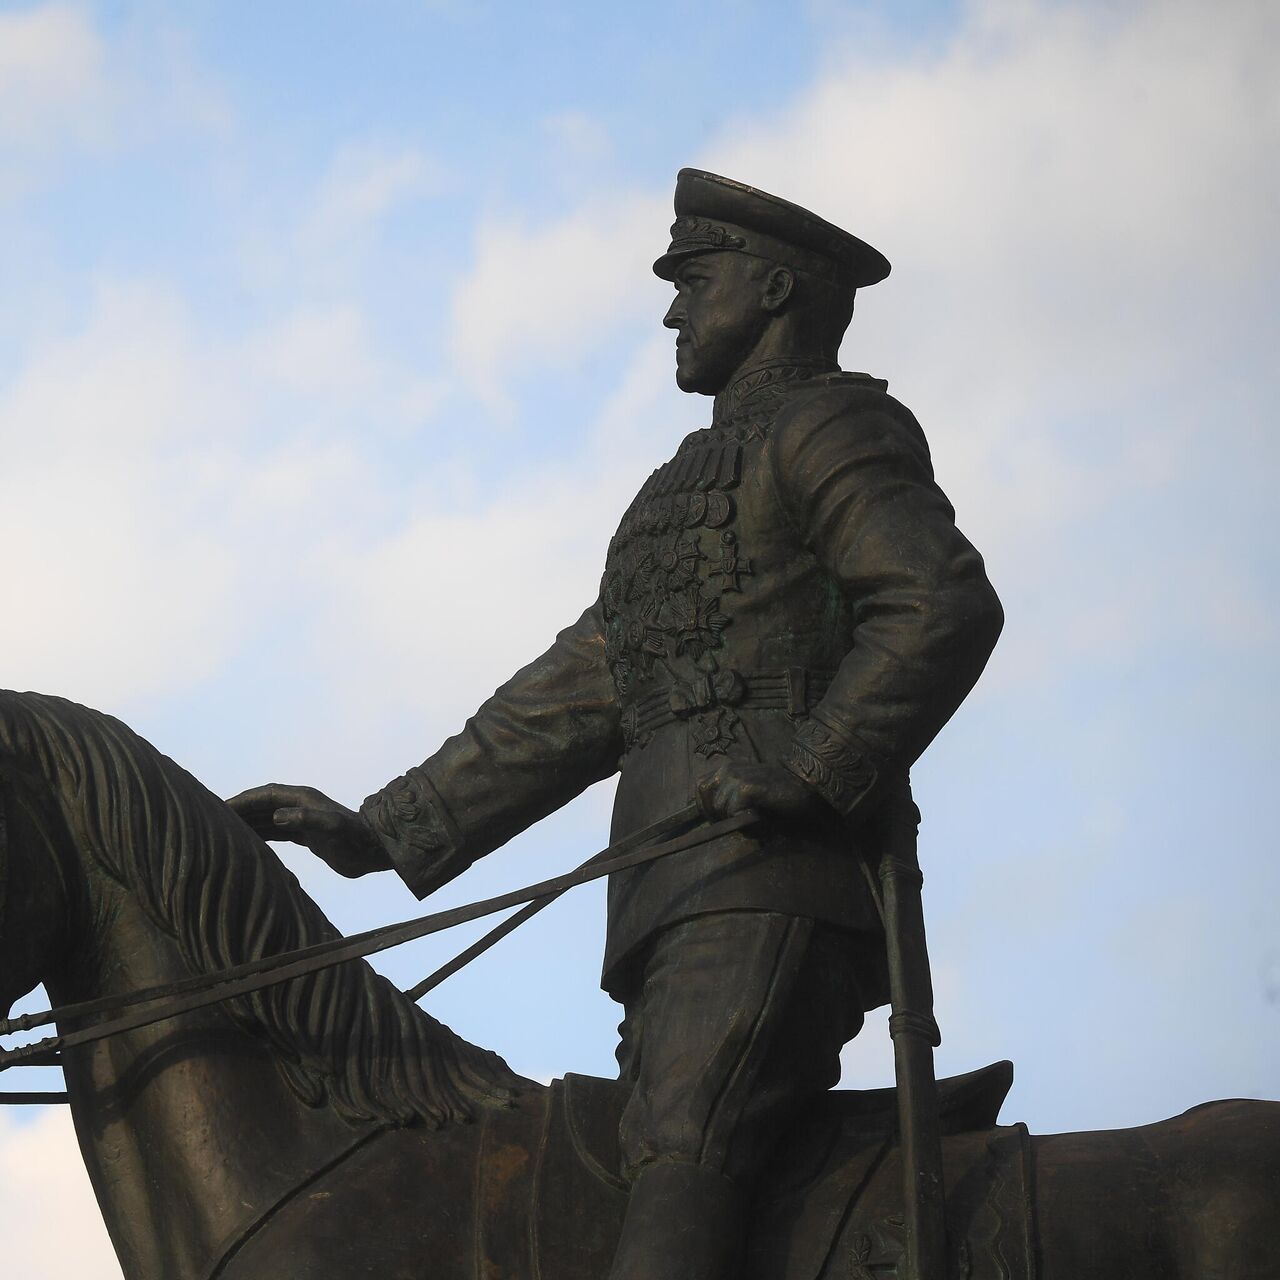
top-left (707, 530), bottom-right (753, 592)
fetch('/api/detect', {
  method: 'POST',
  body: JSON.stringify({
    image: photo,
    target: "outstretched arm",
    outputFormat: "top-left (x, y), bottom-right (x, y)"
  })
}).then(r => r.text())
top-left (230, 599), bottom-right (624, 896)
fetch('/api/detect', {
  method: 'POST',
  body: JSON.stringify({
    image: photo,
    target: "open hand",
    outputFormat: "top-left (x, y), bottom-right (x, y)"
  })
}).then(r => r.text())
top-left (225, 784), bottom-right (391, 878)
top-left (696, 762), bottom-right (826, 823)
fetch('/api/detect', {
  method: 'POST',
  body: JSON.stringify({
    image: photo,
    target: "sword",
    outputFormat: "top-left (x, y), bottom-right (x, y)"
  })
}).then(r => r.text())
top-left (878, 799), bottom-right (947, 1280)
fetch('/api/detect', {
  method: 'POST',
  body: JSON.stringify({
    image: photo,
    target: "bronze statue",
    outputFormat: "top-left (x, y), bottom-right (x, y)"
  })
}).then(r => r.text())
top-left (231, 169), bottom-right (1004, 1279)
top-left (1, 171), bottom-right (1276, 1279)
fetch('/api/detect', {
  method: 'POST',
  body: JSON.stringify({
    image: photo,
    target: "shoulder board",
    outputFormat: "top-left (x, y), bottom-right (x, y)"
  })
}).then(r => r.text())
top-left (820, 371), bottom-right (889, 393)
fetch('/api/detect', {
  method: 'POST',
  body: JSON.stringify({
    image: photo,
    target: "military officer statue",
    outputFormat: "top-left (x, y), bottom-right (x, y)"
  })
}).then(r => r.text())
top-left (231, 169), bottom-right (1004, 1280)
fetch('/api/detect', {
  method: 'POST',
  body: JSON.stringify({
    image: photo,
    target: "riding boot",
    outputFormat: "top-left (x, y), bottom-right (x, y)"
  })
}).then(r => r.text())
top-left (606, 1159), bottom-right (746, 1280)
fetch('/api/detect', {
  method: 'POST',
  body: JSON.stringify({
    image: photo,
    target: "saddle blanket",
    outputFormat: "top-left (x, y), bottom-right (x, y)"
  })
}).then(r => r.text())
top-left (474, 1068), bottom-right (1037, 1280)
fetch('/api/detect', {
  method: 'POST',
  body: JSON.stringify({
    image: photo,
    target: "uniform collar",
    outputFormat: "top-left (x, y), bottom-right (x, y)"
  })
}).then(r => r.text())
top-left (712, 356), bottom-right (839, 423)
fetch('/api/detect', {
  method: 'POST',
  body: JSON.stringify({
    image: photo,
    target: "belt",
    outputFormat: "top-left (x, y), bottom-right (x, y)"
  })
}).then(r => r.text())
top-left (621, 667), bottom-right (834, 750)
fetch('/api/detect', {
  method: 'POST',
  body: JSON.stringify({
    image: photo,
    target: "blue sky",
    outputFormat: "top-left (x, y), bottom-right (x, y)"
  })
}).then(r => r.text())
top-left (0, 1), bottom-right (1277, 1273)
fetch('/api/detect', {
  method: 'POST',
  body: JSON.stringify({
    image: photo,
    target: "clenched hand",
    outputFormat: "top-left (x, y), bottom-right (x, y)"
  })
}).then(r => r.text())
top-left (695, 762), bottom-right (826, 823)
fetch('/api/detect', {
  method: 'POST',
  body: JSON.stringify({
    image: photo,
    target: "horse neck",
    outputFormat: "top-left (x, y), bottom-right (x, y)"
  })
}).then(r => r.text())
top-left (50, 853), bottom-right (370, 1280)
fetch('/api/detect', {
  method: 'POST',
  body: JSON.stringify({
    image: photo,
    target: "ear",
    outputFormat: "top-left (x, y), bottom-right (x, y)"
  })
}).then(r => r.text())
top-left (761, 265), bottom-right (795, 313)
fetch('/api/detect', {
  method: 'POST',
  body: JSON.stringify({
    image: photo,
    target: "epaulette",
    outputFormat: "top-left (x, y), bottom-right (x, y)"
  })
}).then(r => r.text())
top-left (819, 371), bottom-right (889, 393)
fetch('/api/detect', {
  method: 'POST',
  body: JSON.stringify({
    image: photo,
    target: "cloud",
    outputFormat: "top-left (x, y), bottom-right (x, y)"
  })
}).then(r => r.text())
top-left (0, 1108), bottom-right (118, 1277)
top-left (0, 280), bottom-right (243, 706)
top-left (246, 302), bottom-right (443, 424)
top-left (0, 273), bottom-right (439, 710)
top-left (541, 111), bottom-right (614, 167)
top-left (0, 3), bottom-right (110, 151)
top-left (301, 143), bottom-right (440, 258)
top-left (447, 191), bottom-right (668, 412)
top-left (0, 4), bottom-right (232, 194)
top-left (711, 0), bottom-right (1277, 309)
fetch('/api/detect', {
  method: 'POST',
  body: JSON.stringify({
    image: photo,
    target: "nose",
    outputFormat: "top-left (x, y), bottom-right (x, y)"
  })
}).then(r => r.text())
top-left (663, 296), bottom-right (685, 331)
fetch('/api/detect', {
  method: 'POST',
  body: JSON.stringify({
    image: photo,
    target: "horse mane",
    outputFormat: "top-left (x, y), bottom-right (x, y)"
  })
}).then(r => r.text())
top-left (0, 691), bottom-right (529, 1128)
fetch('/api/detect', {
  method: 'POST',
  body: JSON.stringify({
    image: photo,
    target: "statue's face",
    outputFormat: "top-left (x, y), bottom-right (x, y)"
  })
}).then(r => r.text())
top-left (663, 252), bottom-right (771, 395)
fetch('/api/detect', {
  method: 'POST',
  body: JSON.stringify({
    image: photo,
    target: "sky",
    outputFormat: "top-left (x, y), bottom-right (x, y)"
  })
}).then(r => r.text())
top-left (0, 0), bottom-right (1277, 1274)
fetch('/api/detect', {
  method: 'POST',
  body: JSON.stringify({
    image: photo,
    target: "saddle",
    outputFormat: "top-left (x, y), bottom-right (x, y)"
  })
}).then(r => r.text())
top-left (477, 1061), bottom-right (1038, 1280)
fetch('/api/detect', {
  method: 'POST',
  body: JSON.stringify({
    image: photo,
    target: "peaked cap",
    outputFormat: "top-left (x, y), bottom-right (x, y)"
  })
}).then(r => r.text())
top-left (653, 169), bottom-right (890, 290)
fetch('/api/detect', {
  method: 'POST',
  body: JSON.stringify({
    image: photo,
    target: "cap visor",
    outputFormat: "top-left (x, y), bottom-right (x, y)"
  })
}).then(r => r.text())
top-left (652, 245), bottom-right (713, 281)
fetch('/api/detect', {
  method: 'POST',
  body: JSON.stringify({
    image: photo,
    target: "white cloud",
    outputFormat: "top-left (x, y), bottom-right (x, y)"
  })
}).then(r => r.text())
top-left (0, 274), bottom-right (441, 709)
top-left (0, 5), bottom-right (232, 194)
top-left (232, 138), bottom-right (445, 336)
top-left (0, 281), bottom-right (242, 705)
top-left (246, 302), bottom-right (442, 425)
top-left (448, 192), bottom-right (668, 412)
top-left (0, 3), bottom-right (110, 150)
top-left (542, 111), bottom-right (614, 166)
top-left (303, 143), bottom-right (438, 253)
top-left (0, 1108), bottom-right (119, 1278)
top-left (327, 477), bottom-right (614, 694)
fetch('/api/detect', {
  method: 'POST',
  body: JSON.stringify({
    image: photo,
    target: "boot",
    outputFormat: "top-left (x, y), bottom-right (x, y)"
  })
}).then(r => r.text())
top-left (607, 1159), bottom-right (746, 1280)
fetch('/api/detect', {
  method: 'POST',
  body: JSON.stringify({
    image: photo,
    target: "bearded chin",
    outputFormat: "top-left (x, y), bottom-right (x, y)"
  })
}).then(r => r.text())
top-left (674, 348), bottom-right (731, 396)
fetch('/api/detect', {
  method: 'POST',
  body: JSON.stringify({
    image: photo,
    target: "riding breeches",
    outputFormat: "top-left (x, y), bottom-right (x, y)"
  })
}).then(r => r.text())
top-left (613, 910), bottom-right (873, 1186)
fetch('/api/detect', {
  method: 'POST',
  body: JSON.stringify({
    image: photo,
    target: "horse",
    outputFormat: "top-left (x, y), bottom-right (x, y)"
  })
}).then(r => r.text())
top-left (0, 690), bottom-right (1276, 1280)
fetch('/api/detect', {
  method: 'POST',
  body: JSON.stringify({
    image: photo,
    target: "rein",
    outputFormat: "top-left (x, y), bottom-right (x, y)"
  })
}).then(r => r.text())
top-left (0, 806), bottom-right (758, 1098)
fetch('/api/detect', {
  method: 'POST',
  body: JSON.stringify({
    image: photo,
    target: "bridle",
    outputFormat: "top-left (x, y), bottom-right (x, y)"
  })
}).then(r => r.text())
top-left (0, 805), bottom-right (757, 1101)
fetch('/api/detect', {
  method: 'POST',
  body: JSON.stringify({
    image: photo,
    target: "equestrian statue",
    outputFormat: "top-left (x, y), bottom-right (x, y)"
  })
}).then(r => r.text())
top-left (1, 171), bottom-right (1275, 1280)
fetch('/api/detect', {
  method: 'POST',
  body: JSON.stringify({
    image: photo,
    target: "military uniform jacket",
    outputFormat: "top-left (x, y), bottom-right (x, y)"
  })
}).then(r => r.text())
top-left (361, 359), bottom-right (1003, 1004)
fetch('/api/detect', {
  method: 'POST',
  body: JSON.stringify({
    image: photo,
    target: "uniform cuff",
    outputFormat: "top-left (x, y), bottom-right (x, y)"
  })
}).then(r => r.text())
top-left (359, 765), bottom-right (472, 899)
top-left (783, 714), bottom-right (879, 820)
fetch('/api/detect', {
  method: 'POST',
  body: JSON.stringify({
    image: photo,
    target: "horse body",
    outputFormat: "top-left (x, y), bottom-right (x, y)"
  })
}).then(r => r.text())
top-left (0, 690), bottom-right (1277, 1280)
top-left (1033, 1100), bottom-right (1280, 1280)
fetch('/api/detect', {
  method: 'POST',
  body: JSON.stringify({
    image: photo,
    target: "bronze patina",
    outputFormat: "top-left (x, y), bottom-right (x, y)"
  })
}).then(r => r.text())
top-left (234, 168), bottom-right (1004, 1280)
top-left (0, 171), bottom-right (1276, 1280)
